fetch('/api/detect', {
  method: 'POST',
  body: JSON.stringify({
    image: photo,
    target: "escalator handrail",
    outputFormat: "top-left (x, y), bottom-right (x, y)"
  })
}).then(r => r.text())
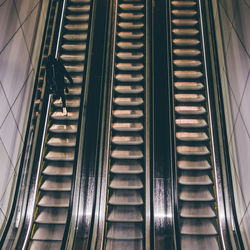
top-left (166, 0), bottom-right (181, 248)
top-left (0, 1), bottom-right (53, 247)
top-left (151, 0), bottom-right (176, 248)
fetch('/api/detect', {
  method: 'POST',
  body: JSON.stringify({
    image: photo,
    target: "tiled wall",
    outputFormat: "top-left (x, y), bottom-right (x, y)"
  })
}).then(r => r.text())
top-left (0, 0), bottom-right (48, 235)
top-left (213, 0), bottom-right (250, 247)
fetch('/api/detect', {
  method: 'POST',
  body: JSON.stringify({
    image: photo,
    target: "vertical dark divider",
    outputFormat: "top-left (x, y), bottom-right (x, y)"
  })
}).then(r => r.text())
top-left (152, 0), bottom-right (175, 249)
top-left (73, 0), bottom-right (110, 248)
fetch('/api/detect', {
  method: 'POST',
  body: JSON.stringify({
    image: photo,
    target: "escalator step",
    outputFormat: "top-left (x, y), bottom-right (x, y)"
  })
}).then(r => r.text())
top-left (108, 206), bottom-right (143, 222)
top-left (62, 43), bottom-right (86, 51)
top-left (49, 124), bottom-right (78, 134)
top-left (113, 109), bottom-right (143, 119)
top-left (67, 5), bottom-right (90, 13)
top-left (60, 54), bottom-right (85, 62)
top-left (53, 98), bottom-right (81, 108)
top-left (117, 41), bottom-right (144, 50)
top-left (113, 97), bottom-right (143, 106)
top-left (174, 59), bottom-right (201, 67)
top-left (37, 192), bottom-right (70, 207)
top-left (110, 161), bottom-right (143, 174)
top-left (29, 240), bottom-right (61, 250)
top-left (51, 111), bottom-right (79, 120)
top-left (179, 173), bottom-right (212, 185)
top-left (67, 86), bottom-right (82, 95)
top-left (174, 70), bottom-right (203, 79)
top-left (45, 150), bottom-right (75, 161)
top-left (118, 32), bottom-right (144, 40)
top-left (173, 28), bottom-right (199, 36)
top-left (172, 10), bottom-right (197, 17)
top-left (109, 190), bottom-right (143, 205)
top-left (47, 136), bottom-right (76, 147)
top-left (181, 235), bottom-right (219, 250)
top-left (177, 145), bottom-right (210, 156)
top-left (43, 163), bottom-right (73, 176)
top-left (40, 177), bottom-right (72, 191)
top-left (174, 48), bottom-right (201, 56)
top-left (116, 63), bottom-right (144, 71)
top-left (118, 13), bottom-right (144, 21)
top-left (66, 14), bottom-right (89, 22)
top-left (112, 122), bottom-right (143, 132)
top-left (115, 74), bottom-right (144, 82)
top-left (172, 19), bottom-right (198, 27)
top-left (114, 85), bottom-right (144, 94)
top-left (176, 132), bottom-right (208, 141)
top-left (111, 148), bottom-right (143, 159)
top-left (175, 106), bottom-right (206, 115)
top-left (106, 239), bottom-right (143, 250)
top-left (118, 22), bottom-right (144, 30)
top-left (179, 187), bottom-right (214, 201)
top-left (71, 75), bottom-right (84, 84)
top-left (171, 1), bottom-right (197, 8)
top-left (180, 219), bottom-right (218, 235)
top-left (174, 81), bottom-right (204, 90)
top-left (175, 94), bottom-right (205, 102)
top-left (65, 23), bottom-right (88, 31)
top-left (119, 4), bottom-right (144, 11)
top-left (31, 224), bottom-right (65, 240)
top-left (117, 52), bottom-right (144, 60)
top-left (65, 64), bottom-right (84, 73)
top-left (35, 208), bottom-right (67, 224)
top-left (176, 119), bottom-right (207, 128)
top-left (63, 33), bottom-right (87, 41)
top-left (177, 160), bottom-right (211, 170)
top-left (173, 38), bottom-right (200, 46)
top-left (180, 203), bottom-right (216, 218)
top-left (112, 135), bottom-right (143, 145)
top-left (107, 223), bottom-right (143, 239)
top-left (109, 175), bottom-right (143, 189)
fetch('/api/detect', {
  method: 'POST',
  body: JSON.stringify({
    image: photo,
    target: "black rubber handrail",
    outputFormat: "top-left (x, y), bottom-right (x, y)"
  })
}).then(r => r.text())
top-left (151, 0), bottom-right (175, 249)
top-left (165, 0), bottom-right (181, 249)
top-left (205, 0), bottom-right (244, 248)
top-left (72, 0), bottom-right (111, 247)
top-left (0, 1), bottom-right (53, 248)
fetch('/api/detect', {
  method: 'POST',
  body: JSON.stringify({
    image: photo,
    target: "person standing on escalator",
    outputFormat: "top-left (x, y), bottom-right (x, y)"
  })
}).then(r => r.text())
top-left (46, 55), bottom-right (74, 116)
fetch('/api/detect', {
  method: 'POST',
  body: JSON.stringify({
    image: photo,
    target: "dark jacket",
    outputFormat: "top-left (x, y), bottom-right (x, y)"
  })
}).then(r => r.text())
top-left (46, 57), bottom-right (73, 94)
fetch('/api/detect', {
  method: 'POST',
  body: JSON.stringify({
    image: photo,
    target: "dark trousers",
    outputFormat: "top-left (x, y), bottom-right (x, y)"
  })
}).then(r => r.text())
top-left (57, 90), bottom-right (66, 109)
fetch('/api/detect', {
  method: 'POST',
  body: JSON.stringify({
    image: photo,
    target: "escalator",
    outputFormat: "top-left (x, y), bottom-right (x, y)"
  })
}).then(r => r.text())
top-left (168, 0), bottom-right (222, 249)
top-left (22, 0), bottom-right (93, 248)
top-left (102, 0), bottom-right (150, 249)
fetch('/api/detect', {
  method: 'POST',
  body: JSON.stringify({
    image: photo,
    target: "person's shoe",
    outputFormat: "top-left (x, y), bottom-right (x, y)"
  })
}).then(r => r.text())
top-left (63, 107), bottom-right (67, 116)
